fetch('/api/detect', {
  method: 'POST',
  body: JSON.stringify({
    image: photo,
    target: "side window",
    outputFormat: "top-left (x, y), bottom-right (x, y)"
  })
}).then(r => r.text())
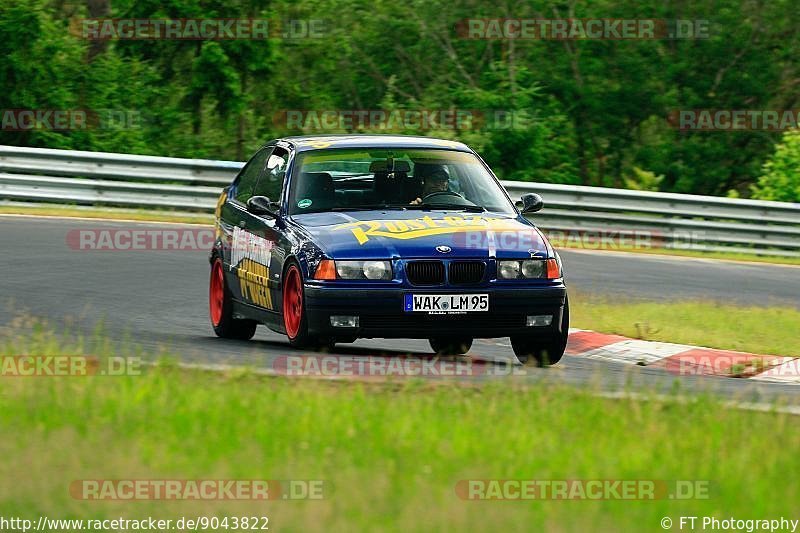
top-left (253, 148), bottom-right (288, 201)
top-left (234, 148), bottom-right (271, 204)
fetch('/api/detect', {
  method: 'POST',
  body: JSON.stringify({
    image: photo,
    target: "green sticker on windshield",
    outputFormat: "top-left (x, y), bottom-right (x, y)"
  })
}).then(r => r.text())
top-left (297, 199), bottom-right (313, 209)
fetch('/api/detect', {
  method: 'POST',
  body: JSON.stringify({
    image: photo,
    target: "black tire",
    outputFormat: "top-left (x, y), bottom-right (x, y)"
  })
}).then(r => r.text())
top-left (511, 295), bottom-right (570, 366)
top-left (429, 337), bottom-right (473, 356)
top-left (210, 257), bottom-right (257, 340)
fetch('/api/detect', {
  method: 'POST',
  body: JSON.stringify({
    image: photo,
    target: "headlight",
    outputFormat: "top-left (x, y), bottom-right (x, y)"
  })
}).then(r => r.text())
top-left (498, 259), bottom-right (555, 279)
top-left (498, 260), bottom-right (521, 279)
top-left (335, 261), bottom-right (363, 279)
top-left (334, 260), bottom-right (392, 280)
top-left (363, 260), bottom-right (390, 280)
top-left (521, 259), bottom-right (545, 278)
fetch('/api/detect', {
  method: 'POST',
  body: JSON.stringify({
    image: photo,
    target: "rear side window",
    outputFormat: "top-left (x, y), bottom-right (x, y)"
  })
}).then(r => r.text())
top-left (253, 148), bottom-right (288, 201)
top-left (234, 148), bottom-right (271, 203)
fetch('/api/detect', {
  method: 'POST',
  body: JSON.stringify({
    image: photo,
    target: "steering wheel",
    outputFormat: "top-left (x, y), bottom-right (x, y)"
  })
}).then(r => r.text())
top-left (422, 190), bottom-right (463, 202)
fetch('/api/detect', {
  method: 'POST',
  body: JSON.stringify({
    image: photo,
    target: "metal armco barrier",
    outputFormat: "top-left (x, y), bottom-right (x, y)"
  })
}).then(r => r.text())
top-left (2, 145), bottom-right (799, 256)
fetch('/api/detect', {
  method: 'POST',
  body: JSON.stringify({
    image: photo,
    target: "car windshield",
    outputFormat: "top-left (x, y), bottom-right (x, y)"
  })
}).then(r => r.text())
top-left (288, 148), bottom-right (516, 215)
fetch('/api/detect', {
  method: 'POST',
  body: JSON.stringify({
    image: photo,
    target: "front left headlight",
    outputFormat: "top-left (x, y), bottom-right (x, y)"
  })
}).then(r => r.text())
top-left (335, 260), bottom-right (393, 280)
top-left (521, 259), bottom-right (546, 278)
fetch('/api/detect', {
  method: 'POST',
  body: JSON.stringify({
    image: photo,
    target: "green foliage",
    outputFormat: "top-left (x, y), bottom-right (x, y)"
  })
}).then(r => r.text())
top-left (751, 130), bottom-right (800, 203)
top-left (623, 167), bottom-right (663, 192)
top-left (1, 0), bottom-right (799, 198)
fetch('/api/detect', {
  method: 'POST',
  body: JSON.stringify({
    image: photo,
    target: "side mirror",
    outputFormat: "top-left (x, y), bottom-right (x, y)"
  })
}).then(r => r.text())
top-left (246, 195), bottom-right (277, 217)
top-left (518, 193), bottom-right (544, 214)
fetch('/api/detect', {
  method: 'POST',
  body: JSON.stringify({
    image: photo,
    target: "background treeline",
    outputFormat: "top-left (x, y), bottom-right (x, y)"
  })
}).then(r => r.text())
top-left (1, 0), bottom-right (799, 200)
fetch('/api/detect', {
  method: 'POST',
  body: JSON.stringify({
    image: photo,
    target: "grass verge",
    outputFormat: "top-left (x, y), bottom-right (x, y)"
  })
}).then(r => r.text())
top-left (0, 325), bottom-right (799, 531)
top-left (571, 293), bottom-right (800, 357)
top-left (551, 240), bottom-right (800, 266)
top-left (0, 204), bottom-right (213, 224)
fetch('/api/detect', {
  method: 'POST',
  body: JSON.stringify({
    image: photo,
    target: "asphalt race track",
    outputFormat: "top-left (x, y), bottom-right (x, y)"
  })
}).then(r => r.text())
top-left (2, 215), bottom-right (799, 402)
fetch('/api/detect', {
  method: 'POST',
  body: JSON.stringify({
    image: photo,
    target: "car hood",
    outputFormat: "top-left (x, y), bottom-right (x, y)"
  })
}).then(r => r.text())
top-left (291, 210), bottom-right (550, 259)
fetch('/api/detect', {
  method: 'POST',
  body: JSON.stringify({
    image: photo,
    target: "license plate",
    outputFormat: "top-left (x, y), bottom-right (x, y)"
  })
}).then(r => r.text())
top-left (404, 294), bottom-right (489, 314)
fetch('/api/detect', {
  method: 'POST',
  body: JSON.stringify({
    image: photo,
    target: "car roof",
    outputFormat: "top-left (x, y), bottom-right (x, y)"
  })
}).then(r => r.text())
top-left (275, 134), bottom-right (474, 153)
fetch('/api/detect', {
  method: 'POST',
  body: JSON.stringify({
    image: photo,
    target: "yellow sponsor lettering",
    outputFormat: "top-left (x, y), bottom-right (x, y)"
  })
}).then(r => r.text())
top-left (444, 216), bottom-right (467, 226)
top-left (238, 267), bottom-right (249, 296)
top-left (384, 221), bottom-right (409, 233)
top-left (334, 215), bottom-right (516, 245)
top-left (297, 139), bottom-right (335, 149)
top-left (235, 259), bottom-right (273, 310)
top-left (348, 220), bottom-right (383, 245)
top-left (422, 215), bottom-right (440, 228)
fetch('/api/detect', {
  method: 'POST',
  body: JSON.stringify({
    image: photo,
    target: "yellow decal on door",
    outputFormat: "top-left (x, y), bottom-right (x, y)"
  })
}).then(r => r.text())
top-left (236, 258), bottom-right (273, 310)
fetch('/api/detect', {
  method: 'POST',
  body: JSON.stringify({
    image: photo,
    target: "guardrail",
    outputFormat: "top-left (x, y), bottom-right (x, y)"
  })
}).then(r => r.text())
top-left (2, 144), bottom-right (800, 257)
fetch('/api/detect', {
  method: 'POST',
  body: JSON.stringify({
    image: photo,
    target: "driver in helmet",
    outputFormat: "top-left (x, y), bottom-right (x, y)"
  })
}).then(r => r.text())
top-left (410, 167), bottom-right (449, 205)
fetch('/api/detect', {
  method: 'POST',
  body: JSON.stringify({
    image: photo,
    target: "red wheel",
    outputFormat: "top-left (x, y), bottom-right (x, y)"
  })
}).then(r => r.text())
top-left (209, 259), bottom-right (224, 326)
top-left (283, 264), bottom-right (303, 339)
top-left (209, 256), bottom-right (257, 340)
top-left (281, 261), bottom-right (334, 349)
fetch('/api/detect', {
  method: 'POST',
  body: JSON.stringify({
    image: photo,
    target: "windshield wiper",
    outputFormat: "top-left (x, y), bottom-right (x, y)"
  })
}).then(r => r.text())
top-left (330, 204), bottom-right (410, 211)
top-left (405, 203), bottom-right (486, 212)
top-left (330, 203), bottom-right (486, 213)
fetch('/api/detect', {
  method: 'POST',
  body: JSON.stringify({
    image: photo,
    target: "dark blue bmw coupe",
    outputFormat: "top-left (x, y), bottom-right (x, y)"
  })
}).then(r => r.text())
top-left (209, 135), bottom-right (568, 365)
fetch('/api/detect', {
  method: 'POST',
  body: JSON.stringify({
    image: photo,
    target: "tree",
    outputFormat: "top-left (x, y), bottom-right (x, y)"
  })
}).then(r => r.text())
top-left (3, 0), bottom-right (800, 199)
top-left (751, 129), bottom-right (800, 203)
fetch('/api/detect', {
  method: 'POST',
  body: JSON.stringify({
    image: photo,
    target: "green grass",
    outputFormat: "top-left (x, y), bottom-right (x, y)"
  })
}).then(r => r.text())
top-left (571, 293), bottom-right (800, 357)
top-left (1, 325), bottom-right (799, 531)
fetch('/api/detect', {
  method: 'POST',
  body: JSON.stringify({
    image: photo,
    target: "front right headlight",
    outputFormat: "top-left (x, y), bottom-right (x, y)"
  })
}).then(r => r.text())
top-left (335, 260), bottom-right (393, 280)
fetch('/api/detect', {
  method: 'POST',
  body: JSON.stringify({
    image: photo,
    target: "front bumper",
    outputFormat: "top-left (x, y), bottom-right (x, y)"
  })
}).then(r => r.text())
top-left (304, 284), bottom-right (567, 339)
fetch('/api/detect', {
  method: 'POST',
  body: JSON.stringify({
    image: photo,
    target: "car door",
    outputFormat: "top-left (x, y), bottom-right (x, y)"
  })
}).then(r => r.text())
top-left (220, 146), bottom-right (271, 304)
top-left (228, 146), bottom-right (289, 314)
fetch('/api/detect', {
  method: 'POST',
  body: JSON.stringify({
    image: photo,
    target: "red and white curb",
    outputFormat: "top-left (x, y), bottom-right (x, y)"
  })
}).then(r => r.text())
top-left (566, 329), bottom-right (800, 383)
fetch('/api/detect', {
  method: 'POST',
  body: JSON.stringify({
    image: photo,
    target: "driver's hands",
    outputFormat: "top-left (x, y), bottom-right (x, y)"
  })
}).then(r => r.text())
top-left (410, 197), bottom-right (422, 205)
